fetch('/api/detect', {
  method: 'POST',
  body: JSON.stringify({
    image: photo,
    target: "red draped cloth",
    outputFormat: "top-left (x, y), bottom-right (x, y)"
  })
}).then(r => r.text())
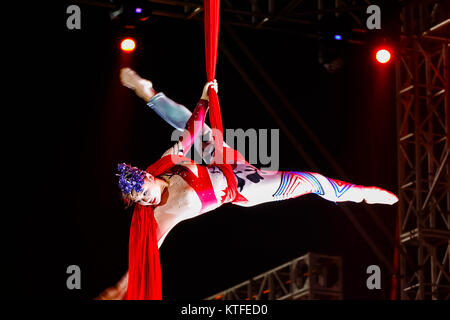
top-left (125, 155), bottom-right (196, 300)
top-left (125, 203), bottom-right (161, 299)
top-left (204, 0), bottom-right (241, 203)
top-left (204, 0), bottom-right (222, 155)
top-left (125, 0), bottom-right (240, 300)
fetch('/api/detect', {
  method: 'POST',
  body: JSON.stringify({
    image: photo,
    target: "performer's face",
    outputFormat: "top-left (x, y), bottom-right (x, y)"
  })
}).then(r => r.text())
top-left (133, 174), bottom-right (162, 206)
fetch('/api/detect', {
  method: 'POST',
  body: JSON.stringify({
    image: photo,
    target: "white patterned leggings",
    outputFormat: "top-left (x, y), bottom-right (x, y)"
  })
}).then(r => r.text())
top-left (227, 162), bottom-right (397, 207)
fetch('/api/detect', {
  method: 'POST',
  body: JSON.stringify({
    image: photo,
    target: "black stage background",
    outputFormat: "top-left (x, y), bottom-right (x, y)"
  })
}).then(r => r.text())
top-left (12, 1), bottom-right (399, 300)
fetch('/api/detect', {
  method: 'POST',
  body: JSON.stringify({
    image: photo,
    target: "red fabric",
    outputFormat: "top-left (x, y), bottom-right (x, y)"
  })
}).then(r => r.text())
top-left (126, 0), bottom-right (241, 300)
top-left (180, 99), bottom-right (209, 156)
top-left (204, 0), bottom-right (223, 159)
top-left (170, 165), bottom-right (218, 212)
top-left (204, 0), bottom-right (240, 203)
top-left (125, 203), bottom-right (161, 300)
top-left (125, 154), bottom-right (196, 300)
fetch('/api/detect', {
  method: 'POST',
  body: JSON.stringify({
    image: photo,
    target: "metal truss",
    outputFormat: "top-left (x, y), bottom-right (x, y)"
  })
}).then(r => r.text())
top-left (147, 1), bottom-right (368, 27)
top-left (205, 252), bottom-right (343, 300)
top-left (76, 0), bottom-right (373, 41)
top-left (147, 0), bottom-right (374, 43)
top-left (396, 1), bottom-right (450, 299)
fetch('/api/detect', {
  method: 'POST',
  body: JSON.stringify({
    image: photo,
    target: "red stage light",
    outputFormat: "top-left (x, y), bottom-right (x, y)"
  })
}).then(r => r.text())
top-left (376, 49), bottom-right (391, 64)
top-left (120, 38), bottom-right (136, 53)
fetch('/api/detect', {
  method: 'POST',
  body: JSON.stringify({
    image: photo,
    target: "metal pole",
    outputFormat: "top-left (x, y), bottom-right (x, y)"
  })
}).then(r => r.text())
top-left (413, 42), bottom-right (425, 299)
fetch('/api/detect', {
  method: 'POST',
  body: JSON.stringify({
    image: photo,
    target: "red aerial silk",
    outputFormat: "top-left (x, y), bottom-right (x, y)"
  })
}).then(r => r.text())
top-left (125, 154), bottom-right (196, 300)
top-left (125, 202), bottom-right (161, 299)
top-left (204, 0), bottom-right (241, 203)
top-left (125, 0), bottom-right (241, 300)
top-left (204, 0), bottom-right (222, 155)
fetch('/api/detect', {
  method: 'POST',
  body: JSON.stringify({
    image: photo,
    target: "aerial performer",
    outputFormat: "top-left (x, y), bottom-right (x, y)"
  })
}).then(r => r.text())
top-left (95, 68), bottom-right (398, 300)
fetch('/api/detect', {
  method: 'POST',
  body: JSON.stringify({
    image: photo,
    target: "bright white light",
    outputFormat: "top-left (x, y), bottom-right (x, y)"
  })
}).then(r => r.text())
top-left (376, 49), bottom-right (391, 64)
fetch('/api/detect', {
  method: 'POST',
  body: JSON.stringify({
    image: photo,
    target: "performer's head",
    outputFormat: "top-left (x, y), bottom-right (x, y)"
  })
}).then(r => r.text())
top-left (117, 163), bottom-right (162, 207)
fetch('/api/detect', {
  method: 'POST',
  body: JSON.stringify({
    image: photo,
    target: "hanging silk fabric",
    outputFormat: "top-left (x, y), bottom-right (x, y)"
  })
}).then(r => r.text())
top-left (125, 0), bottom-right (239, 300)
top-left (204, 0), bottom-right (240, 203)
top-left (125, 155), bottom-right (188, 300)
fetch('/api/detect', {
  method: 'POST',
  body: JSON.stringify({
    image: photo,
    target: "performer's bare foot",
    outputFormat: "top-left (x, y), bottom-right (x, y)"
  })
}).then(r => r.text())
top-left (120, 68), bottom-right (156, 101)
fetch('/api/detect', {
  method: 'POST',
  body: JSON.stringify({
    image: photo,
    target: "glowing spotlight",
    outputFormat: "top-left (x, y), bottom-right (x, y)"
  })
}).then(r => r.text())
top-left (334, 34), bottom-right (342, 40)
top-left (376, 49), bottom-right (391, 64)
top-left (135, 8), bottom-right (142, 14)
top-left (120, 38), bottom-right (136, 53)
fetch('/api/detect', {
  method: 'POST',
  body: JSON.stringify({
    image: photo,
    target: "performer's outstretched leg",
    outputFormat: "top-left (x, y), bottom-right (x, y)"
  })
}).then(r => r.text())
top-left (232, 164), bottom-right (398, 207)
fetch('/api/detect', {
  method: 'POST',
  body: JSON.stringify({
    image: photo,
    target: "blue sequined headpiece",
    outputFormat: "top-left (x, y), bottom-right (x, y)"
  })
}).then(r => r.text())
top-left (117, 163), bottom-right (147, 195)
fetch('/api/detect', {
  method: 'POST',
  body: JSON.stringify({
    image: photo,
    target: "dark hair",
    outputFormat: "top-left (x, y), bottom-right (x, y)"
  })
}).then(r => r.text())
top-left (120, 191), bottom-right (135, 209)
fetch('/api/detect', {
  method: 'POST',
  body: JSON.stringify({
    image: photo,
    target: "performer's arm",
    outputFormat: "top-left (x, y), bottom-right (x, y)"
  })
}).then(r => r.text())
top-left (160, 81), bottom-right (216, 158)
top-left (153, 93), bottom-right (222, 163)
top-left (95, 272), bottom-right (128, 300)
top-left (161, 98), bottom-right (209, 158)
top-left (149, 83), bottom-right (240, 165)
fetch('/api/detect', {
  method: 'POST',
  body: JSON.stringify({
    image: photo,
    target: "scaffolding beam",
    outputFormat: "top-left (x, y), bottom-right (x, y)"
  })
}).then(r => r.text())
top-left (396, 3), bottom-right (450, 300)
top-left (205, 252), bottom-right (343, 300)
top-left (75, 0), bottom-right (373, 41)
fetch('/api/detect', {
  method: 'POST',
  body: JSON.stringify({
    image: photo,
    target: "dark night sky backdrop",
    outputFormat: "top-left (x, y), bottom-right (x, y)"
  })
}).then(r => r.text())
top-left (15, 1), bottom-right (399, 300)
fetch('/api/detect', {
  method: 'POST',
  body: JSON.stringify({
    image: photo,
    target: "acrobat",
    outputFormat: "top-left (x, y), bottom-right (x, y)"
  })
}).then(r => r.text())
top-left (95, 68), bottom-right (398, 300)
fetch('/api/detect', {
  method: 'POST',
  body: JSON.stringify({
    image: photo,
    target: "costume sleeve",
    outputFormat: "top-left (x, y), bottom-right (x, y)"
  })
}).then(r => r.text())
top-left (149, 92), bottom-right (237, 163)
top-left (179, 99), bottom-right (209, 156)
top-left (149, 93), bottom-right (214, 162)
top-left (160, 99), bottom-right (209, 158)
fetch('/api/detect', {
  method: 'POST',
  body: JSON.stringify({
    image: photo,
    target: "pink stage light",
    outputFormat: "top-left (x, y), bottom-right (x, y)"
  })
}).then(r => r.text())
top-left (120, 38), bottom-right (136, 53)
top-left (376, 49), bottom-right (391, 64)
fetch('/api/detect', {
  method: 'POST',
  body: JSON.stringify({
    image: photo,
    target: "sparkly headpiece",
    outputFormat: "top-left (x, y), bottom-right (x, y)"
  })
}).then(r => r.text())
top-left (117, 163), bottom-right (148, 195)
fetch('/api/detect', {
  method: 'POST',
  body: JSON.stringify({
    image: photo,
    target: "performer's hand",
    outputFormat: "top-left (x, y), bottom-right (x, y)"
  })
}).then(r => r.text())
top-left (201, 79), bottom-right (218, 101)
top-left (94, 271), bottom-right (128, 300)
